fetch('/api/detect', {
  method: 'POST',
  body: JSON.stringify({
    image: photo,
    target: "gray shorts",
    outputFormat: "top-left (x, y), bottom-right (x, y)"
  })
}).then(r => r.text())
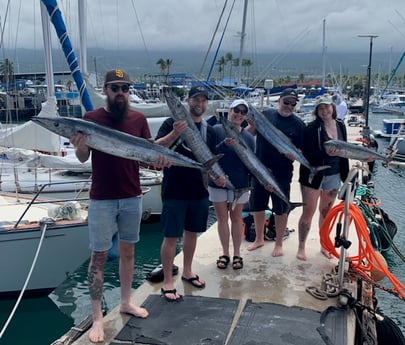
top-left (320, 173), bottom-right (341, 191)
top-left (208, 187), bottom-right (250, 204)
top-left (88, 196), bottom-right (142, 252)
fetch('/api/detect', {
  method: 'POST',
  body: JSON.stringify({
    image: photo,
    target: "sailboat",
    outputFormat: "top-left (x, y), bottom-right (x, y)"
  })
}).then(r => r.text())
top-left (0, 0), bottom-right (91, 299)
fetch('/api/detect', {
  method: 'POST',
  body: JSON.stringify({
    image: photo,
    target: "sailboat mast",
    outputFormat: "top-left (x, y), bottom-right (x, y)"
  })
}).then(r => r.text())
top-left (78, 0), bottom-right (87, 75)
top-left (40, 1), bottom-right (55, 100)
top-left (321, 19), bottom-right (326, 88)
top-left (237, 0), bottom-right (248, 85)
top-left (41, 0), bottom-right (93, 112)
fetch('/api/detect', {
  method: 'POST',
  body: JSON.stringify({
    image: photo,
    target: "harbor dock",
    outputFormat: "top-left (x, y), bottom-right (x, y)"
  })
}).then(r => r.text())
top-left (54, 125), bottom-right (372, 345)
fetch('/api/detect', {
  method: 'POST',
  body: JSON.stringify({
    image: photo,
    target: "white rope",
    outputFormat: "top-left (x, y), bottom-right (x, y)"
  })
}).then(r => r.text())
top-left (0, 219), bottom-right (51, 339)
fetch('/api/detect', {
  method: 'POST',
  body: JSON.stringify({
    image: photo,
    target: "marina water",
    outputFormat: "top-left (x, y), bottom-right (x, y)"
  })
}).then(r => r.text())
top-left (0, 112), bottom-right (404, 344)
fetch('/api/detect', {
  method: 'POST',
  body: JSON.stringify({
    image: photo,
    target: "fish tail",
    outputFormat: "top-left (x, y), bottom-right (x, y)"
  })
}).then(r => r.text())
top-left (202, 154), bottom-right (224, 171)
top-left (309, 165), bottom-right (330, 183)
top-left (288, 202), bottom-right (305, 212)
top-left (231, 187), bottom-right (251, 210)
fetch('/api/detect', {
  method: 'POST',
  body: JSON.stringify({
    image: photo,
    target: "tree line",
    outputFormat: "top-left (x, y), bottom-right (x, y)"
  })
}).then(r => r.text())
top-left (2, 56), bottom-right (405, 96)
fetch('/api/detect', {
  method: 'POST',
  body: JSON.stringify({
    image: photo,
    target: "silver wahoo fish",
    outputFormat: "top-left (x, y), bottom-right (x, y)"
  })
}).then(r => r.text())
top-left (247, 105), bottom-right (329, 183)
top-left (164, 92), bottom-right (235, 191)
top-left (324, 139), bottom-right (391, 163)
top-left (31, 116), bottom-right (218, 170)
top-left (220, 116), bottom-right (304, 210)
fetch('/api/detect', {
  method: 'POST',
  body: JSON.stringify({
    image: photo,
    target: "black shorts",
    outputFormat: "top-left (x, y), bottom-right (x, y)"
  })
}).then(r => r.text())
top-left (249, 177), bottom-right (291, 215)
top-left (160, 198), bottom-right (209, 238)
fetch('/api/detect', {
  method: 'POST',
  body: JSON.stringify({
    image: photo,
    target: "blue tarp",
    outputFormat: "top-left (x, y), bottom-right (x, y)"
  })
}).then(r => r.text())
top-left (190, 81), bottom-right (217, 88)
top-left (304, 87), bottom-right (326, 99)
top-left (231, 86), bottom-right (254, 97)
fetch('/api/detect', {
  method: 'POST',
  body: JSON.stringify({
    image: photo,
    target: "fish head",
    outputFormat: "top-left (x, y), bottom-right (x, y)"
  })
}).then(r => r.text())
top-left (219, 116), bottom-right (238, 139)
top-left (31, 116), bottom-right (77, 138)
top-left (245, 105), bottom-right (262, 126)
top-left (164, 92), bottom-right (188, 121)
top-left (323, 140), bottom-right (340, 154)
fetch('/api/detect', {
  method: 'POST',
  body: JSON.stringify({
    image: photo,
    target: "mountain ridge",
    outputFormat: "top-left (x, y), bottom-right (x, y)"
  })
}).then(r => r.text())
top-left (4, 48), bottom-right (404, 81)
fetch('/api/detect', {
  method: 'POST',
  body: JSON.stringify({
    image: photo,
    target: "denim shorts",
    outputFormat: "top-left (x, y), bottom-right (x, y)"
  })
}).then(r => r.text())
top-left (160, 198), bottom-right (209, 238)
top-left (320, 173), bottom-right (341, 191)
top-left (88, 196), bottom-right (142, 252)
top-left (208, 187), bottom-right (250, 204)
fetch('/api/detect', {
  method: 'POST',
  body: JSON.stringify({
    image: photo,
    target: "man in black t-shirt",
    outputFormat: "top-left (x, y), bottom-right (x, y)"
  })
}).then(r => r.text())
top-left (155, 86), bottom-right (224, 301)
top-left (246, 88), bottom-right (305, 257)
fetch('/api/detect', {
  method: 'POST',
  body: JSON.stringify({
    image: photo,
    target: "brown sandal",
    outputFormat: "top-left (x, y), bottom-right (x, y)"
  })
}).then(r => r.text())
top-left (232, 256), bottom-right (243, 269)
top-left (216, 255), bottom-right (230, 269)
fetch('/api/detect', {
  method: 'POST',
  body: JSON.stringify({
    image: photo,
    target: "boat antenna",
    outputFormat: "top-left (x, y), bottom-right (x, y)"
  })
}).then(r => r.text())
top-left (198, 0), bottom-right (230, 78)
top-left (321, 19), bottom-right (326, 88)
top-left (206, 0), bottom-right (236, 82)
top-left (381, 50), bottom-right (405, 98)
top-left (236, 0), bottom-right (248, 86)
top-left (0, 1), bottom-right (11, 53)
top-left (358, 34), bottom-right (378, 141)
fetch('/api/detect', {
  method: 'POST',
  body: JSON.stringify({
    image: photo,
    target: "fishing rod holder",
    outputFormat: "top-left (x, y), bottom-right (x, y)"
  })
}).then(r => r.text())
top-left (337, 181), bottom-right (353, 288)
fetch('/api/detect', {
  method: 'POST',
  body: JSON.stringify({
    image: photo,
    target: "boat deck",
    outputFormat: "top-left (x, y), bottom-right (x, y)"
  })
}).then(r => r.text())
top-left (55, 126), bottom-right (366, 345)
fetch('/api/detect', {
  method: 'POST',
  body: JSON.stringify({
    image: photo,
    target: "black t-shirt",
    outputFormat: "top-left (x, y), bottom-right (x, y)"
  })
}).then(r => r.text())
top-left (156, 118), bottom-right (217, 200)
top-left (255, 109), bottom-right (305, 180)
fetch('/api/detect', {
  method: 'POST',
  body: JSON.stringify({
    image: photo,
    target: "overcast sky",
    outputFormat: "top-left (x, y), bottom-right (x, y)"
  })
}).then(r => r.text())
top-left (1, 0), bottom-right (404, 56)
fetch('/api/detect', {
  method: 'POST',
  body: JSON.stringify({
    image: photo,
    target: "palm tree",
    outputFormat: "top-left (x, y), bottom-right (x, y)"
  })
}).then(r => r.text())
top-left (216, 56), bottom-right (226, 83)
top-left (165, 59), bottom-right (172, 75)
top-left (156, 58), bottom-right (167, 84)
top-left (298, 73), bottom-right (305, 83)
top-left (165, 59), bottom-right (173, 84)
top-left (242, 59), bottom-right (253, 84)
top-left (225, 52), bottom-right (233, 85)
top-left (0, 58), bottom-right (14, 86)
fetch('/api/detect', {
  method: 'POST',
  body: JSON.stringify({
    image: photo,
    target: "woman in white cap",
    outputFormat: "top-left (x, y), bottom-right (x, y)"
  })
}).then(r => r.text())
top-left (208, 99), bottom-right (255, 270)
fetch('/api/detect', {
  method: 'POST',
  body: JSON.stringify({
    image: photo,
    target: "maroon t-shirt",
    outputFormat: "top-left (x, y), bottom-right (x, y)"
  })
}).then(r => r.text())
top-left (84, 108), bottom-right (151, 200)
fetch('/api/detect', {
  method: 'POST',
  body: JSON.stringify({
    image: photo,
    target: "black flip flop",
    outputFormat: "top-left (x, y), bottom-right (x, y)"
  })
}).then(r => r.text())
top-left (181, 275), bottom-right (206, 289)
top-left (160, 288), bottom-right (182, 302)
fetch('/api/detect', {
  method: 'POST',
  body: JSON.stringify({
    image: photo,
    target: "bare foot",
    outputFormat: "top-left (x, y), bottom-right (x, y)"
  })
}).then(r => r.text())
top-left (320, 248), bottom-right (333, 259)
top-left (89, 319), bottom-right (104, 343)
top-left (247, 241), bottom-right (264, 251)
top-left (271, 245), bottom-right (283, 257)
top-left (120, 303), bottom-right (149, 318)
top-left (296, 248), bottom-right (307, 261)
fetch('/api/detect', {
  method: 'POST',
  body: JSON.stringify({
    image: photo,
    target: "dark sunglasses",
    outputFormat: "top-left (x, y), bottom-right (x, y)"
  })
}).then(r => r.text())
top-left (233, 107), bottom-right (248, 115)
top-left (109, 84), bottom-right (130, 93)
top-left (283, 100), bottom-right (297, 107)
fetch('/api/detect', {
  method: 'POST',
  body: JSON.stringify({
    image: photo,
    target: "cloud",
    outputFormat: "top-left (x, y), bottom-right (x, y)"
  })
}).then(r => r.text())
top-left (1, 0), bottom-right (404, 55)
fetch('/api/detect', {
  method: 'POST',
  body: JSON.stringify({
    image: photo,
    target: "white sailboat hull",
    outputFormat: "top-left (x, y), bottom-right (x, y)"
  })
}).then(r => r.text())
top-left (0, 194), bottom-right (89, 298)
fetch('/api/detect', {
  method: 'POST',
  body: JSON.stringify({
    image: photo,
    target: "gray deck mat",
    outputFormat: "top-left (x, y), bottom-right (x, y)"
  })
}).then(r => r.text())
top-left (227, 300), bottom-right (346, 345)
top-left (111, 294), bottom-right (239, 345)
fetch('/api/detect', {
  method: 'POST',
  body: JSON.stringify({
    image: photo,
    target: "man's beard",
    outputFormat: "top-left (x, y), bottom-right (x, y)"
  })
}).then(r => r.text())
top-left (107, 96), bottom-right (129, 122)
top-left (189, 104), bottom-right (205, 118)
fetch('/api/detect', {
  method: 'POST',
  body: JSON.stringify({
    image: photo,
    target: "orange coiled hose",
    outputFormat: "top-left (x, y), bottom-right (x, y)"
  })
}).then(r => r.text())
top-left (319, 201), bottom-right (405, 300)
